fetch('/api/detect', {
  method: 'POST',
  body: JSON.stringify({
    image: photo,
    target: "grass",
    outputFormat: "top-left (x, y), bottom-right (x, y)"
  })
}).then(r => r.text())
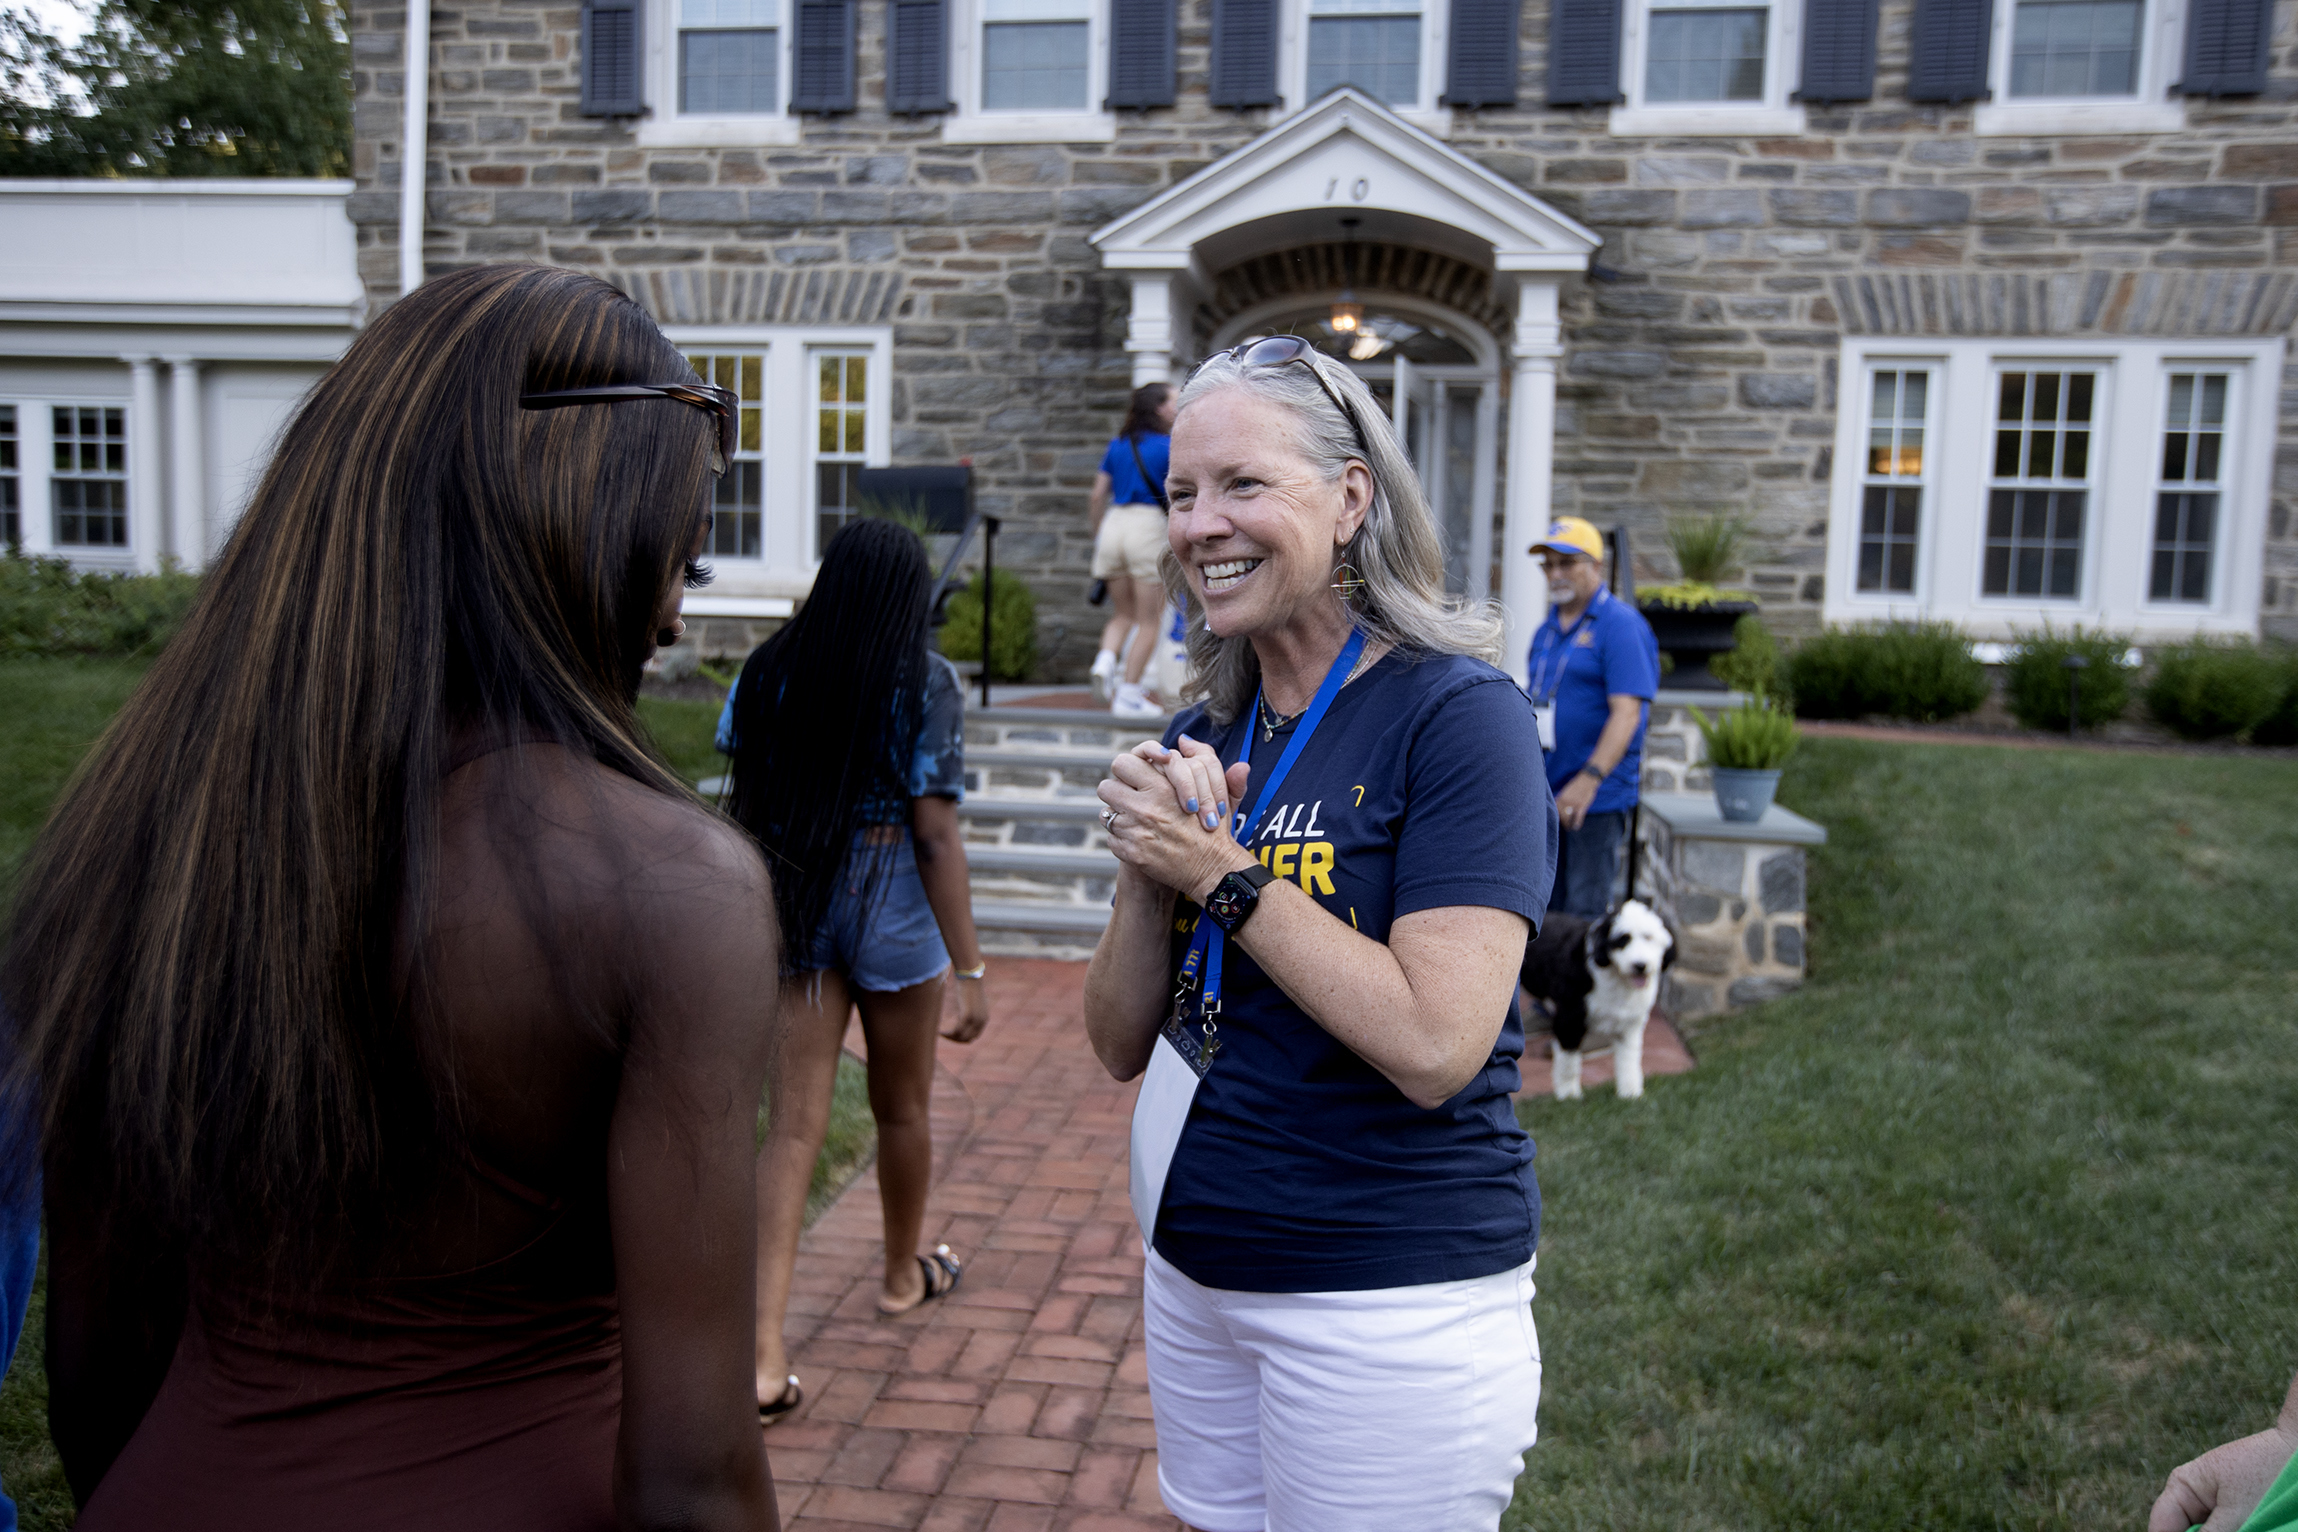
top-left (1507, 736), bottom-right (2298, 1531)
top-left (0, 660), bottom-right (872, 1529)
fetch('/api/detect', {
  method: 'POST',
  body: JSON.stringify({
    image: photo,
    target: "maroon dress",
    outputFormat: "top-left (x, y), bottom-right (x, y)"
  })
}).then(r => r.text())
top-left (77, 1163), bottom-right (622, 1530)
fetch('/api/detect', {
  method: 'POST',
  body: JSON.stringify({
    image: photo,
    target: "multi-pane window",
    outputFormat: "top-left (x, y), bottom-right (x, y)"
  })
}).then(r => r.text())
top-left (1984, 370), bottom-right (2095, 599)
top-left (1645, 3), bottom-right (1767, 100)
top-left (1306, 0), bottom-right (1423, 106)
top-left (814, 351), bottom-right (870, 556)
top-left (2009, 0), bottom-right (2139, 95)
top-left (982, 0), bottom-right (1090, 109)
top-left (683, 350), bottom-right (765, 558)
top-left (2150, 371), bottom-right (2227, 604)
top-left (1858, 369), bottom-right (1928, 594)
top-left (52, 406), bottom-right (129, 548)
top-left (1, 406), bottom-right (17, 547)
top-left (678, 0), bottom-right (778, 114)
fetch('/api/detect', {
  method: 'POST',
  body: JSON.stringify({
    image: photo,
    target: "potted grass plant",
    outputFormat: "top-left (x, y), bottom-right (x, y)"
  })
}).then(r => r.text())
top-left (1691, 692), bottom-right (1800, 823)
top-left (1637, 514), bottom-right (1761, 691)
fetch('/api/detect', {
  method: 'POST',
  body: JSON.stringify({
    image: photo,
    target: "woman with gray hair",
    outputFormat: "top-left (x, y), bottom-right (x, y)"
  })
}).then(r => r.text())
top-left (1083, 336), bottom-right (1559, 1532)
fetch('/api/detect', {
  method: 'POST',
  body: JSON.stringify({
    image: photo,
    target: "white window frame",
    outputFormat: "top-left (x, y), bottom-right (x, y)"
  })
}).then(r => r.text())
top-left (0, 403), bottom-right (19, 549)
top-left (1974, 0), bottom-right (2186, 134)
top-left (659, 327), bottom-right (894, 611)
top-left (0, 395), bottom-right (138, 567)
top-left (944, 0), bottom-right (1115, 143)
top-left (637, 0), bottom-right (801, 149)
top-left (1825, 336), bottom-right (2281, 641)
top-left (2148, 367), bottom-right (2236, 607)
top-left (1610, 0), bottom-right (1806, 136)
top-left (1279, 0), bottom-right (1452, 130)
top-left (1852, 365), bottom-right (1935, 600)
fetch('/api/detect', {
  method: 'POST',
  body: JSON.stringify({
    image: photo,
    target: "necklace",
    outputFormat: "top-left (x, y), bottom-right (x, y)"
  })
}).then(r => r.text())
top-left (1259, 641), bottom-right (1379, 741)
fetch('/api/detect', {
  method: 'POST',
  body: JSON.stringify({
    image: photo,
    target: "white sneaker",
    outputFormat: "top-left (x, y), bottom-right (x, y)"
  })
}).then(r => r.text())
top-left (1089, 649), bottom-right (1118, 703)
top-left (1112, 683), bottom-right (1162, 720)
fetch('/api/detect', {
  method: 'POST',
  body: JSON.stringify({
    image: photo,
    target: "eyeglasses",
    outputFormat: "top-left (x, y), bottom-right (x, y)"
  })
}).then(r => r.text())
top-left (519, 381), bottom-right (739, 475)
top-left (1198, 335), bottom-right (1372, 460)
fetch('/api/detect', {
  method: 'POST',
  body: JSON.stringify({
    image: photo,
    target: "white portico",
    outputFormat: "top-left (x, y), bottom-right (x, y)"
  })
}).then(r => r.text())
top-left (1088, 89), bottom-right (1599, 680)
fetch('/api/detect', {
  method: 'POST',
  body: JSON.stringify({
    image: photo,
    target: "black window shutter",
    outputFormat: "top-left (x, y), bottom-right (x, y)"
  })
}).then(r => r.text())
top-left (579, 0), bottom-right (643, 116)
top-left (792, 0), bottom-right (857, 111)
top-left (1905, 0), bottom-right (1992, 102)
top-left (1443, 0), bottom-right (1521, 105)
top-left (2178, 0), bottom-right (2270, 94)
top-left (1796, 0), bottom-right (1876, 101)
top-left (886, 0), bottom-right (951, 114)
top-left (1544, 0), bottom-right (1621, 106)
top-left (1108, 0), bottom-right (1176, 106)
top-left (1209, 0), bottom-right (1280, 107)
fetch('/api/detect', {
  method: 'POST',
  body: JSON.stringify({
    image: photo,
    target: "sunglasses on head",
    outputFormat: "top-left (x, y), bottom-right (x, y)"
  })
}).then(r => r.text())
top-left (519, 381), bottom-right (738, 475)
top-left (1195, 335), bottom-right (1372, 459)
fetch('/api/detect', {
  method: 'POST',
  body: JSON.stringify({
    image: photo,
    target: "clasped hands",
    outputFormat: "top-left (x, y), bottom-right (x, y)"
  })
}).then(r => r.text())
top-left (1097, 736), bottom-right (1259, 904)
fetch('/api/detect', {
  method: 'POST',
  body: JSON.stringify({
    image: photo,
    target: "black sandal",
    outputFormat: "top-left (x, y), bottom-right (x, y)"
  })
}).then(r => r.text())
top-left (878, 1243), bottom-right (963, 1315)
top-left (758, 1374), bottom-right (802, 1427)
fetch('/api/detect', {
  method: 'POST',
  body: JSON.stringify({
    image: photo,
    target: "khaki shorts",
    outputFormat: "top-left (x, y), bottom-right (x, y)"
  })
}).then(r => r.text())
top-left (1092, 503), bottom-right (1168, 583)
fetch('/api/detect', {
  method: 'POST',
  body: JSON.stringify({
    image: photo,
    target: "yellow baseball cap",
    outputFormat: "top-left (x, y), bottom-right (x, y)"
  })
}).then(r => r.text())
top-left (1529, 516), bottom-right (1604, 561)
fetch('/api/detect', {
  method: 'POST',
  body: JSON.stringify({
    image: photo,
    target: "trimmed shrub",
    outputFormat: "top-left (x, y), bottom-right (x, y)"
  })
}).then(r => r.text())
top-left (1784, 622), bottom-right (1988, 723)
top-left (937, 568), bottom-right (1037, 682)
top-left (1709, 613), bottom-right (1781, 698)
top-left (2144, 638), bottom-right (2283, 741)
top-left (2250, 648), bottom-right (2298, 748)
top-left (0, 553), bottom-right (201, 657)
top-left (2002, 626), bottom-right (2131, 732)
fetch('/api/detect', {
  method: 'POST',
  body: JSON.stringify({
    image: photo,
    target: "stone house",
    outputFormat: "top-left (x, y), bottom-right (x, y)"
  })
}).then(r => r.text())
top-left (342, 0), bottom-right (2297, 673)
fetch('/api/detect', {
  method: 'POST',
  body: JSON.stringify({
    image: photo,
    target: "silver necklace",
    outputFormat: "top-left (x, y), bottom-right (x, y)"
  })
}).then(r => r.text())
top-left (1258, 643), bottom-right (1378, 742)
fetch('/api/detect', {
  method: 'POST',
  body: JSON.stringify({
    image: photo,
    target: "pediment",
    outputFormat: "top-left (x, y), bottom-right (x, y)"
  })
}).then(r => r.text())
top-left (1091, 90), bottom-right (1598, 277)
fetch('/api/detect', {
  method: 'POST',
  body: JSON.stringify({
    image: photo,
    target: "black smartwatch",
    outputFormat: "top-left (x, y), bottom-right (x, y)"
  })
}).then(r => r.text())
top-left (1201, 862), bottom-right (1277, 936)
top-left (1579, 762), bottom-right (1609, 783)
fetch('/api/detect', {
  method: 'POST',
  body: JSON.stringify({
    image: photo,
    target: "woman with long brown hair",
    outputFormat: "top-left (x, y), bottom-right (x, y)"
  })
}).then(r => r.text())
top-left (0, 264), bottom-right (781, 1529)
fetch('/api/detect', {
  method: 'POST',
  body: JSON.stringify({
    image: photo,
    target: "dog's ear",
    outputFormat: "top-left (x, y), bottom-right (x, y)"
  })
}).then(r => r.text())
top-left (1587, 915), bottom-right (1613, 967)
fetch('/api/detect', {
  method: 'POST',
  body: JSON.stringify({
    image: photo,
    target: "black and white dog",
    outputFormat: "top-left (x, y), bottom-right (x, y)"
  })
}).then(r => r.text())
top-left (1519, 899), bottom-right (1677, 1100)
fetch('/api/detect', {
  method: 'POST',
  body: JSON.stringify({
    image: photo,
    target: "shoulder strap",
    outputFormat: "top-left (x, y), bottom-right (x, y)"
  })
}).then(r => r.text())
top-left (1126, 433), bottom-right (1170, 513)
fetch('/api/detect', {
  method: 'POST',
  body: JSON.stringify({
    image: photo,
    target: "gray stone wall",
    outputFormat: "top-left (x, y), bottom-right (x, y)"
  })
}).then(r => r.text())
top-left (350, 0), bottom-right (2298, 671)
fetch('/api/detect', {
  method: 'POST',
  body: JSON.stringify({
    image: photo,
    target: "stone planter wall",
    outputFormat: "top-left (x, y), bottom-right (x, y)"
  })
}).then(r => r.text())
top-left (1635, 792), bottom-right (1824, 1020)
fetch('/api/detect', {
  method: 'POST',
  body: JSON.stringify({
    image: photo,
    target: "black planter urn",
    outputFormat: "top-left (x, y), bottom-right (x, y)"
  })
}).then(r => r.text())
top-left (1638, 599), bottom-right (1759, 691)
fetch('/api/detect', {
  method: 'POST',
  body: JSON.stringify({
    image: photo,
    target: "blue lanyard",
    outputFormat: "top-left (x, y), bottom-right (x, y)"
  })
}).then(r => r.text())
top-left (1528, 587), bottom-right (1605, 706)
top-left (1174, 628), bottom-right (1367, 1028)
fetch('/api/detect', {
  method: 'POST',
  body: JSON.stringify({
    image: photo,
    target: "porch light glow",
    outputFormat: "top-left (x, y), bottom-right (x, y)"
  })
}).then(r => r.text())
top-left (1331, 292), bottom-right (1363, 333)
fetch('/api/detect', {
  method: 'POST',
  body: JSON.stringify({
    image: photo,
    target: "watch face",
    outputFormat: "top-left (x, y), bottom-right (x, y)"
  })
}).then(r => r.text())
top-left (1206, 877), bottom-right (1252, 929)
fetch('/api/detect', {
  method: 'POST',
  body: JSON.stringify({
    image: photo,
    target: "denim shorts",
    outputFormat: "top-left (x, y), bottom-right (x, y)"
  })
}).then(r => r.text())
top-left (799, 830), bottom-right (951, 993)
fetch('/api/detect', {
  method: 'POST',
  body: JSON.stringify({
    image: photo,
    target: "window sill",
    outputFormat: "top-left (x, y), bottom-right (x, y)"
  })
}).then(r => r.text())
top-left (635, 114), bottom-right (803, 148)
top-left (940, 111), bottom-right (1116, 144)
top-left (1973, 99), bottom-right (2185, 135)
top-left (1606, 103), bottom-right (1807, 137)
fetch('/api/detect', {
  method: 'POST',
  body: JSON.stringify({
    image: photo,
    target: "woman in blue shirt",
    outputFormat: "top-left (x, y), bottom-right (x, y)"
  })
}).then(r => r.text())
top-left (719, 518), bottom-right (991, 1427)
top-left (1088, 382), bottom-right (1177, 720)
top-left (1084, 339), bottom-right (1556, 1532)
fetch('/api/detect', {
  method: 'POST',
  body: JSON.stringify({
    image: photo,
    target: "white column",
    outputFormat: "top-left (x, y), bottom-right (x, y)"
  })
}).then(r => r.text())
top-left (164, 356), bottom-right (204, 567)
top-left (1469, 379), bottom-right (1499, 601)
top-left (1124, 275), bottom-right (1176, 387)
top-left (124, 355), bottom-right (163, 573)
top-left (399, 0), bottom-right (432, 296)
top-left (1500, 277), bottom-right (1562, 686)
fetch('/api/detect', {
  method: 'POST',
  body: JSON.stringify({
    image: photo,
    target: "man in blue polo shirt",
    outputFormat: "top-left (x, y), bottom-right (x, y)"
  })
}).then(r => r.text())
top-left (1525, 517), bottom-right (1659, 918)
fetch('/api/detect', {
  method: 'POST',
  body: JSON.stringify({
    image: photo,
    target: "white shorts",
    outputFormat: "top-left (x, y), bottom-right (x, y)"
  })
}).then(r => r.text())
top-left (1092, 502), bottom-right (1168, 582)
top-left (1142, 1246), bottom-right (1541, 1532)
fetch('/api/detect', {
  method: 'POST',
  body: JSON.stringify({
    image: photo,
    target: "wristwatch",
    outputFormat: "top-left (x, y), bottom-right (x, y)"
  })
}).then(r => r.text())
top-left (1579, 762), bottom-right (1609, 783)
top-left (1201, 862), bottom-right (1277, 936)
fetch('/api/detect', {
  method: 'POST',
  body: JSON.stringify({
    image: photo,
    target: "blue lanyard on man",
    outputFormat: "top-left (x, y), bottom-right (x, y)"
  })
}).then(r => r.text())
top-left (1171, 627), bottom-right (1368, 1068)
top-left (1528, 584), bottom-right (1608, 707)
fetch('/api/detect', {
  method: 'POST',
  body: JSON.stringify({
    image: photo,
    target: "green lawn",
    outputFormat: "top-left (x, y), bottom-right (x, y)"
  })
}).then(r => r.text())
top-left (1508, 736), bottom-right (2298, 1531)
top-left (0, 661), bottom-right (868, 1529)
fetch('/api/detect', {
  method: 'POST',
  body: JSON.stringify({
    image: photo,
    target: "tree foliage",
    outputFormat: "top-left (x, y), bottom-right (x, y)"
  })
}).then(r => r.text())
top-left (1, 0), bottom-right (348, 177)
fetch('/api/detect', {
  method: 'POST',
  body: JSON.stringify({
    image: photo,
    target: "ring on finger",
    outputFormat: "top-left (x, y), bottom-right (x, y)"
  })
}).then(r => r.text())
top-left (1101, 807), bottom-right (1120, 830)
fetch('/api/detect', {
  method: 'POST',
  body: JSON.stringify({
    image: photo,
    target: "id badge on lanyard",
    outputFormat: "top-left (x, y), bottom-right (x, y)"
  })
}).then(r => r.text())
top-left (1127, 628), bottom-right (1367, 1247)
top-left (1532, 704), bottom-right (1557, 752)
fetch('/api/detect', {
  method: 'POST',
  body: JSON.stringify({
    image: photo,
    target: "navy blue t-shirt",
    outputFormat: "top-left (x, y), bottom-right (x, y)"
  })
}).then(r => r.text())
top-left (1153, 647), bottom-right (1558, 1294)
top-left (1099, 432), bottom-right (1170, 508)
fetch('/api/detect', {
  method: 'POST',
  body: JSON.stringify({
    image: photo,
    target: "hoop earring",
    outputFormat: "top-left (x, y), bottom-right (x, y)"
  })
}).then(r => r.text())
top-left (1330, 562), bottom-right (1366, 602)
top-left (656, 618), bottom-right (687, 648)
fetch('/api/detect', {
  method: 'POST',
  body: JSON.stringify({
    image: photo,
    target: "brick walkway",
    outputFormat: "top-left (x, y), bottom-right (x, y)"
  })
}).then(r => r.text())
top-left (766, 959), bottom-right (1173, 1531)
top-left (763, 959), bottom-right (1696, 1528)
